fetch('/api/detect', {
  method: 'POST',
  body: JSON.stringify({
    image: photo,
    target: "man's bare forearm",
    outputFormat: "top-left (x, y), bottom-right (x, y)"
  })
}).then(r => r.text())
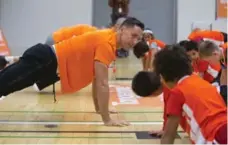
top-left (92, 79), bottom-right (99, 112)
top-left (96, 83), bottom-right (110, 122)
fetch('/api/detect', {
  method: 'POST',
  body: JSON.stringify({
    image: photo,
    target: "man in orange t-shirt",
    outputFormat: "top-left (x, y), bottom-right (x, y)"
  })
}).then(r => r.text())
top-left (152, 45), bottom-right (227, 144)
top-left (34, 18), bottom-right (128, 92)
top-left (33, 24), bottom-right (98, 91)
top-left (0, 17), bottom-right (145, 127)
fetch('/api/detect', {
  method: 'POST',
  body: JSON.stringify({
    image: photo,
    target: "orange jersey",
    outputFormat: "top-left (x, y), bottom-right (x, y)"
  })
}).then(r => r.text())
top-left (54, 29), bottom-right (117, 93)
top-left (168, 75), bottom-right (227, 144)
top-left (53, 24), bottom-right (97, 44)
top-left (194, 59), bottom-right (221, 83)
top-left (188, 30), bottom-right (225, 44)
top-left (203, 63), bottom-right (221, 83)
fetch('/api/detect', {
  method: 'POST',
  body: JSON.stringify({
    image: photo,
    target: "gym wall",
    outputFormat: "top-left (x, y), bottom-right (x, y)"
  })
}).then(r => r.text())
top-left (0, 0), bottom-right (93, 55)
top-left (0, 0), bottom-right (226, 55)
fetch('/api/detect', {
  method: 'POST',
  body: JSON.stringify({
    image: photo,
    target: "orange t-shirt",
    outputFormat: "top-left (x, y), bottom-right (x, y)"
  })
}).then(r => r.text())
top-left (53, 24), bottom-right (97, 44)
top-left (54, 29), bottom-right (117, 93)
top-left (188, 30), bottom-right (224, 43)
top-left (167, 75), bottom-right (227, 144)
top-left (194, 59), bottom-right (221, 83)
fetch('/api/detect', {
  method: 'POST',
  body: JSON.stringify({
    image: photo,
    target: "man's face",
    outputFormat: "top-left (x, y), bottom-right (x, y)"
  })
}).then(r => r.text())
top-left (186, 50), bottom-right (199, 61)
top-left (118, 25), bottom-right (143, 50)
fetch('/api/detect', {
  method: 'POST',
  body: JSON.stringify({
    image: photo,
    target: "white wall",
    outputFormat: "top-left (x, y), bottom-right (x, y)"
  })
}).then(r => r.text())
top-left (0, 0), bottom-right (93, 55)
top-left (177, 0), bottom-right (217, 42)
top-left (212, 19), bottom-right (227, 32)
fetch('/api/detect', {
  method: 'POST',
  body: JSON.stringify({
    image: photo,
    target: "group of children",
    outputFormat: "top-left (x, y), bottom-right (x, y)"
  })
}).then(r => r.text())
top-left (132, 29), bottom-right (227, 144)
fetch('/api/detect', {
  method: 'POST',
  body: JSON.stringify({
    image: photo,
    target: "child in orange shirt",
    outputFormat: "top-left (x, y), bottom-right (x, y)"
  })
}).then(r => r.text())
top-left (199, 41), bottom-right (227, 105)
top-left (132, 45), bottom-right (227, 144)
top-left (152, 45), bottom-right (227, 144)
top-left (132, 71), bottom-right (172, 137)
top-left (142, 29), bottom-right (165, 71)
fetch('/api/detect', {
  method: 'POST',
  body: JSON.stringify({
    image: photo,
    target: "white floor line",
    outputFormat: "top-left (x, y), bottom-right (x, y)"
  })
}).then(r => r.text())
top-left (0, 121), bottom-right (163, 125)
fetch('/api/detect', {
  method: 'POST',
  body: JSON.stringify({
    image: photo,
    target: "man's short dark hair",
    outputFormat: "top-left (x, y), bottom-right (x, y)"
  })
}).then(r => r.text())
top-left (132, 71), bottom-right (161, 97)
top-left (185, 40), bottom-right (198, 52)
top-left (120, 17), bottom-right (144, 30)
top-left (153, 45), bottom-right (193, 82)
top-left (133, 41), bottom-right (149, 58)
top-left (0, 56), bottom-right (7, 70)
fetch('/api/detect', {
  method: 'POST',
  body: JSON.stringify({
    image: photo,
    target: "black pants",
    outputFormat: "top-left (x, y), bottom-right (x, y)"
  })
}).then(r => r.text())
top-left (0, 43), bottom-right (57, 97)
top-left (35, 74), bottom-right (60, 91)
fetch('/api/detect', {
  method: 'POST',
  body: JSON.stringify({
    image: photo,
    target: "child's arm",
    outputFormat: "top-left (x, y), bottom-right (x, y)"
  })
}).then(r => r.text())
top-left (142, 53), bottom-right (149, 71)
top-left (161, 89), bottom-right (184, 144)
top-left (146, 52), bottom-right (152, 71)
top-left (161, 115), bottom-right (180, 144)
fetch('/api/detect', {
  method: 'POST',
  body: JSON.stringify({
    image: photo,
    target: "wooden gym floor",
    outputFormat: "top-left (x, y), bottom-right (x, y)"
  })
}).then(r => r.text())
top-left (0, 52), bottom-right (191, 144)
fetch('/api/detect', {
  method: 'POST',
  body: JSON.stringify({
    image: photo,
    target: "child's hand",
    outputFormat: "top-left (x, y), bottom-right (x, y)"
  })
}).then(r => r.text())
top-left (148, 130), bottom-right (164, 137)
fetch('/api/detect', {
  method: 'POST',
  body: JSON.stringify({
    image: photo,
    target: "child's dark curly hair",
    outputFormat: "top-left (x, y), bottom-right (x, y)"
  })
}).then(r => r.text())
top-left (132, 71), bottom-right (161, 97)
top-left (153, 44), bottom-right (193, 82)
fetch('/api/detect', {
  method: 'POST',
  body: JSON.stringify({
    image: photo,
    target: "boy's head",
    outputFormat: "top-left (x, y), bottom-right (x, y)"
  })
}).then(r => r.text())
top-left (143, 28), bottom-right (154, 41)
top-left (153, 45), bottom-right (192, 88)
top-left (185, 40), bottom-right (199, 61)
top-left (133, 40), bottom-right (149, 58)
top-left (178, 40), bottom-right (188, 48)
top-left (198, 41), bottom-right (221, 64)
top-left (132, 71), bottom-right (162, 97)
top-left (0, 56), bottom-right (7, 70)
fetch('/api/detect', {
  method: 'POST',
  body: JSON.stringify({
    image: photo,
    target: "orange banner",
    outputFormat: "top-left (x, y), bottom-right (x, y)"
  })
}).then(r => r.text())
top-left (216, 0), bottom-right (228, 19)
top-left (0, 29), bottom-right (10, 56)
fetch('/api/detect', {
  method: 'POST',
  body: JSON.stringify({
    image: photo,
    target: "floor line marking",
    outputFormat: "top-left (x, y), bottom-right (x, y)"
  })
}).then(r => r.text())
top-left (0, 111), bottom-right (163, 113)
top-left (0, 130), bottom-right (184, 133)
top-left (0, 121), bottom-right (163, 125)
top-left (0, 135), bottom-right (134, 139)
